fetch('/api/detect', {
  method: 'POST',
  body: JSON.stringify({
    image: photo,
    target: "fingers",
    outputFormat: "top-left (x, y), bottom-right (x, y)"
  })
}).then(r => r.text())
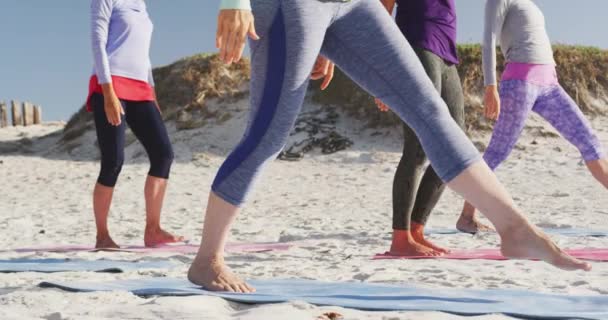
top-left (311, 57), bottom-right (326, 80)
top-left (219, 25), bottom-right (230, 63)
top-left (374, 98), bottom-right (389, 112)
top-left (225, 28), bottom-right (239, 64)
top-left (320, 63), bottom-right (334, 90)
top-left (106, 111), bottom-right (120, 126)
top-left (217, 10), bottom-right (256, 65)
top-left (233, 28), bottom-right (248, 62)
top-left (216, 17), bottom-right (223, 49)
top-left (248, 20), bottom-right (260, 40)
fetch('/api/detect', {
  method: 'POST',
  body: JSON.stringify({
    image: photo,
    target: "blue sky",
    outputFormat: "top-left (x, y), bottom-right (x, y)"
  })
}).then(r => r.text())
top-left (0, 0), bottom-right (606, 121)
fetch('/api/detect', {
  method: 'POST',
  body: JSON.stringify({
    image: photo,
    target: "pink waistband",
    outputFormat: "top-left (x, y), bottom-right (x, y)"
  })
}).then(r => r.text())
top-left (501, 62), bottom-right (558, 86)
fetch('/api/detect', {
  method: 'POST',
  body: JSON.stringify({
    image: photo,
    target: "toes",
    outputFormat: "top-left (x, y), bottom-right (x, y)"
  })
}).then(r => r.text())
top-left (237, 283), bottom-right (251, 293)
top-left (228, 283), bottom-right (242, 293)
top-left (245, 283), bottom-right (256, 293)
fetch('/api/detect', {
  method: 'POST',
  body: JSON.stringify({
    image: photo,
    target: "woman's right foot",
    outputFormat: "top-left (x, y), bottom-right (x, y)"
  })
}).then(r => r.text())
top-left (410, 222), bottom-right (450, 254)
top-left (500, 225), bottom-right (592, 271)
top-left (188, 255), bottom-right (255, 293)
top-left (389, 230), bottom-right (443, 256)
top-left (456, 214), bottom-right (494, 234)
top-left (95, 235), bottom-right (119, 249)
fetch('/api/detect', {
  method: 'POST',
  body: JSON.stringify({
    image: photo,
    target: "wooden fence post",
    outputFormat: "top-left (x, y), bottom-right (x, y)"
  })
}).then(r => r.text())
top-left (0, 101), bottom-right (7, 128)
top-left (11, 100), bottom-right (22, 126)
top-left (22, 102), bottom-right (34, 126)
top-left (33, 105), bottom-right (42, 125)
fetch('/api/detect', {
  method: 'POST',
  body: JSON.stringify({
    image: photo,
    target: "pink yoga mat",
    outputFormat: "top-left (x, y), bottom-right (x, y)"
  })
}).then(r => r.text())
top-left (7, 242), bottom-right (293, 254)
top-left (374, 248), bottom-right (608, 261)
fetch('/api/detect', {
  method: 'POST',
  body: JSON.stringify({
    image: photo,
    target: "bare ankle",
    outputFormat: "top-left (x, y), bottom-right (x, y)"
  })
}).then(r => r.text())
top-left (96, 232), bottom-right (111, 240)
top-left (145, 224), bottom-right (161, 233)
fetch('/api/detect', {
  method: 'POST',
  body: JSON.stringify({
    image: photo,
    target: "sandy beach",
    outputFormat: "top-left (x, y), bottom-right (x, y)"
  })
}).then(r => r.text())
top-left (1, 99), bottom-right (607, 319)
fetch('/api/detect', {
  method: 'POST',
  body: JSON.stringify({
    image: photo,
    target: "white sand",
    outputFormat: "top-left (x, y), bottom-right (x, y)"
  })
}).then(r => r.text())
top-left (1, 101), bottom-right (607, 320)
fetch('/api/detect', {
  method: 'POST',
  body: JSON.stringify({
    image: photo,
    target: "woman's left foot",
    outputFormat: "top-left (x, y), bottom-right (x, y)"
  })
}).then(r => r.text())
top-left (410, 222), bottom-right (450, 253)
top-left (144, 226), bottom-right (185, 247)
top-left (456, 214), bottom-right (494, 234)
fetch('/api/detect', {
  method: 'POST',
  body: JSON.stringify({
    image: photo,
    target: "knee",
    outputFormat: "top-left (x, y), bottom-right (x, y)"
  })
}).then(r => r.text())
top-left (98, 157), bottom-right (124, 187)
top-left (482, 148), bottom-right (508, 171)
top-left (149, 147), bottom-right (174, 179)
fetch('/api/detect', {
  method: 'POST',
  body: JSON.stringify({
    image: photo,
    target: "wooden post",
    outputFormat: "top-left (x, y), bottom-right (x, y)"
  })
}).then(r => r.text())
top-left (11, 100), bottom-right (22, 126)
top-left (0, 101), bottom-right (7, 128)
top-left (33, 105), bottom-right (42, 125)
top-left (22, 102), bottom-right (34, 126)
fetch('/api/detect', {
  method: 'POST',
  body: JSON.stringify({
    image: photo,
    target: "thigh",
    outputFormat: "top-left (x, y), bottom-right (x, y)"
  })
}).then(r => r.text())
top-left (91, 93), bottom-right (126, 159)
top-left (212, 0), bottom-right (335, 188)
top-left (124, 101), bottom-right (172, 156)
top-left (442, 64), bottom-right (466, 129)
top-left (532, 85), bottom-right (604, 160)
top-left (320, 0), bottom-right (479, 181)
top-left (414, 48), bottom-right (443, 92)
top-left (492, 81), bottom-right (537, 142)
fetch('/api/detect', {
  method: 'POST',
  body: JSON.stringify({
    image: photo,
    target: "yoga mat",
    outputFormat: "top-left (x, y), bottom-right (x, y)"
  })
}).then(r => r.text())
top-left (425, 227), bottom-right (608, 237)
top-left (39, 278), bottom-right (608, 319)
top-left (5, 242), bottom-right (293, 254)
top-left (0, 258), bottom-right (176, 273)
top-left (374, 248), bottom-right (608, 261)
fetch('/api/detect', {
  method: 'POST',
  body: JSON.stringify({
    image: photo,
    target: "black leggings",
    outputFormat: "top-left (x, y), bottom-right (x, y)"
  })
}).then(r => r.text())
top-left (392, 48), bottom-right (466, 230)
top-left (91, 93), bottom-right (174, 187)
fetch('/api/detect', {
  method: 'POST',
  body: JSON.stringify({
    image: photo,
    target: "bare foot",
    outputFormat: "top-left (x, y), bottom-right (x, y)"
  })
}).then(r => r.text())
top-left (95, 235), bottom-right (119, 249)
top-left (188, 255), bottom-right (255, 293)
top-left (456, 214), bottom-right (494, 234)
top-left (389, 229), bottom-right (443, 256)
top-left (411, 222), bottom-right (450, 254)
top-left (144, 227), bottom-right (185, 247)
top-left (500, 225), bottom-right (592, 271)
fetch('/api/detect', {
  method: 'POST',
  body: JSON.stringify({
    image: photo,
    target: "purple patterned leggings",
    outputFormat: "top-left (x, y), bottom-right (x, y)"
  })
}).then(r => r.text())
top-left (483, 80), bottom-right (605, 170)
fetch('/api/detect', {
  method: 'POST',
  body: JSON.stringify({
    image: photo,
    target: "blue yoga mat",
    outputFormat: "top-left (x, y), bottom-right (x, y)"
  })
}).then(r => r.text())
top-left (39, 278), bottom-right (608, 319)
top-left (426, 227), bottom-right (608, 237)
top-left (0, 258), bottom-right (176, 273)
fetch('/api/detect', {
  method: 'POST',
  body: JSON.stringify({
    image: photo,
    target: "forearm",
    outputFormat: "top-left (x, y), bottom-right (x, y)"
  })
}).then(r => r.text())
top-left (100, 83), bottom-right (116, 99)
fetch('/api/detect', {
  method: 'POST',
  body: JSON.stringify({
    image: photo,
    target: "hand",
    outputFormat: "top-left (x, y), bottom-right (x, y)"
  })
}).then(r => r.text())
top-left (310, 56), bottom-right (335, 90)
top-left (101, 84), bottom-right (124, 126)
top-left (484, 85), bottom-right (500, 120)
top-left (374, 98), bottom-right (390, 112)
top-left (216, 9), bottom-right (260, 64)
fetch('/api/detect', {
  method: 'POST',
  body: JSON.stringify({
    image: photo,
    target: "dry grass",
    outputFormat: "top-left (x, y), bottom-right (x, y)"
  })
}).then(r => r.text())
top-left (313, 45), bottom-right (608, 132)
top-left (62, 46), bottom-right (608, 144)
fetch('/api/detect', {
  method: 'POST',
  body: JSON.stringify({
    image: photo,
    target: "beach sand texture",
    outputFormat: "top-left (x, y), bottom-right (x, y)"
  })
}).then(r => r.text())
top-left (1, 99), bottom-right (607, 319)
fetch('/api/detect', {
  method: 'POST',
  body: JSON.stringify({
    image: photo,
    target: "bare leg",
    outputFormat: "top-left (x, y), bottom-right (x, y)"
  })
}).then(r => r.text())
top-left (457, 202), bottom-right (494, 234)
top-left (143, 176), bottom-right (184, 247)
top-left (586, 158), bottom-right (608, 189)
top-left (187, 192), bottom-right (255, 293)
top-left (449, 162), bottom-right (591, 271)
top-left (93, 183), bottom-right (119, 249)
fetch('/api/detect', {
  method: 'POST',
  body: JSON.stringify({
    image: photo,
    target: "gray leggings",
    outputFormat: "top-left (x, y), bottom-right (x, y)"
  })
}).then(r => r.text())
top-left (211, 0), bottom-right (480, 206)
top-left (392, 49), bottom-right (466, 230)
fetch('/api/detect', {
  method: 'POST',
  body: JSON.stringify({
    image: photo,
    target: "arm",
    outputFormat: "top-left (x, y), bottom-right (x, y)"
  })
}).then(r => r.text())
top-left (148, 66), bottom-right (155, 87)
top-left (91, 0), bottom-right (124, 126)
top-left (379, 0), bottom-right (396, 15)
top-left (482, 0), bottom-right (509, 86)
top-left (91, 0), bottom-right (113, 85)
top-left (482, 0), bottom-right (509, 120)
